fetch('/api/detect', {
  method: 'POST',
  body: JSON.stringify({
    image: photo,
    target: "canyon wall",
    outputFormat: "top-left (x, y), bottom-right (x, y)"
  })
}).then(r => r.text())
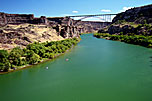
top-left (0, 12), bottom-right (110, 36)
top-left (112, 4), bottom-right (152, 24)
top-left (0, 12), bottom-right (111, 49)
top-left (104, 4), bottom-right (152, 35)
top-left (47, 17), bottom-right (79, 38)
top-left (0, 12), bottom-right (50, 26)
top-left (0, 12), bottom-right (34, 25)
top-left (76, 21), bottom-right (110, 33)
top-left (47, 17), bottom-right (111, 36)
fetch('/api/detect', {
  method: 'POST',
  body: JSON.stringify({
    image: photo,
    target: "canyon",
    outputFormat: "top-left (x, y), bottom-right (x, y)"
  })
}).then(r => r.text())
top-left (98, 4), bottom-right (152, 35)
top-left (0, 12), bottom-right (109, 49)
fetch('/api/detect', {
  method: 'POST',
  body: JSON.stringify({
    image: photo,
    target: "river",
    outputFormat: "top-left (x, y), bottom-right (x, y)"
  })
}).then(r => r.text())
top-left (1, 34), bottom-right (152, 101)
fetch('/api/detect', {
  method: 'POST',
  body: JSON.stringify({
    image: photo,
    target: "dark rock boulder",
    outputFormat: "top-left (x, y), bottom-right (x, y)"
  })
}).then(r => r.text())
top-left (108, 25), bottom-right (122, 34)
top-left (108, 25), bottom-right (136, 34)
top-left (98, 28), bottom-right (108, 33)
top-left (121, 25), bottom-right (136, 34)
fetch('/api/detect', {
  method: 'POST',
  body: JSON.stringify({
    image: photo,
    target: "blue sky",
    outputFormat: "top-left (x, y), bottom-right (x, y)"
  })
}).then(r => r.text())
top-left (0, 0), bottom-right (152, 21)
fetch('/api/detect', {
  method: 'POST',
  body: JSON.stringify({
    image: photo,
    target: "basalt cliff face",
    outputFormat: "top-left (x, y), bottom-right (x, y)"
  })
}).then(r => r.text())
top-left (0, 13), bottom-right (78, 39)
top-left (0, 24), bottom-right (64, 50)
top-left (112, 4), bottom-right (152, 24)
top-left (0, 12), bottom-right (109, 49)
top-left (76, 21), bottom-right (110, 33)
top-left (0, 13), bottom-right (48, 25)
top-left (100, 4), bottom-right (152, 35)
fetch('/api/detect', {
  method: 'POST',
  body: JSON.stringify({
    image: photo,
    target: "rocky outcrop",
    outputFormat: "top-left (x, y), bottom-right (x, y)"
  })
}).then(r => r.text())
top-left (107, 23), bottom-right (152, 35)
top-left (47, 17), bottom-right (110, 37)
top-left (108, 25), bottom-right (136, 34)
top-left (0, 12), bottom-right (50, 26)
top-left (33, 16), bottom-right (49, 25)
top-left (0, 12), bottom-right (34, 26)
top-left (112, 4), bottom-right (152, 24)
top-left (0, 12), bottom-right (110, 50)
top-left (0, 12), bottom-right (111, 37)
top-left (47, 17), bottom-right (79, 38)
top-left (76, 21), bottom-right (111, 33)
top-left (0, 12), bottom-right (80, 40)
top-left (99, 4), bottom-right (152, 36)
top-left (0, 24), bottom-right (64, 50)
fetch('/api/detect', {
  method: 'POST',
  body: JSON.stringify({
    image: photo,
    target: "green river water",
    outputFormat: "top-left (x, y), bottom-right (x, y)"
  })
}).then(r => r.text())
top-left (1, 34), bottom-right (152, 101)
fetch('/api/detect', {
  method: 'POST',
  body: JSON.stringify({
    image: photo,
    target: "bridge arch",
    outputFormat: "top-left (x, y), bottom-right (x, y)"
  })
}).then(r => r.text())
top-left (66, 14), bottom-right (117, 22)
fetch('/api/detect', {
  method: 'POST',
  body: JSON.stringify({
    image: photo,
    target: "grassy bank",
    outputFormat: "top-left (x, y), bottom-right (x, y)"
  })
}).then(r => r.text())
top-left (0, 37), bottom-right (80, 73)
top-left (94, 33), bottom-right (152, 48)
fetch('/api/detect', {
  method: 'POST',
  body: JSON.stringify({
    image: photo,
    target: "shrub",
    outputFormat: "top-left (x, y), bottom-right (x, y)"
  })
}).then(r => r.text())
top-left (0, 37), bottom-right (80, 72)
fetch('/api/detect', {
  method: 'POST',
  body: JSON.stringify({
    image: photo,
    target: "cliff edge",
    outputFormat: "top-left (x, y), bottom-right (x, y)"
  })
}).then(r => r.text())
top-left (112, 4), bottom-right (152, 24)
top-left (99, 4), bottom-right (152, 35)
top-left (0, 24), bottom-right (64, 50)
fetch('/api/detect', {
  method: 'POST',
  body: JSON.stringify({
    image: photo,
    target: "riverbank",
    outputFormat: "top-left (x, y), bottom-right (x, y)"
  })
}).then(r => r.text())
top-left (94, 33), bottom-right (152, 48)
top-left (0, 37), bottom-right (80, 74)
top-left (0, 48), bottom-right (74, 75)
top-left (79, 33), bottom-right (93, 35)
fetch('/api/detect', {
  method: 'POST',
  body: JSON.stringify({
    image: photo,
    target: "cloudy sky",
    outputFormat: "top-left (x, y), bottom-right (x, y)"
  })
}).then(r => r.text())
top-left (0, 0), bottom-right (151, 21)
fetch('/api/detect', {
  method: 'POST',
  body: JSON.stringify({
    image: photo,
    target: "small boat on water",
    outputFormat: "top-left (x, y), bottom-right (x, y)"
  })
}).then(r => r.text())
top-left (46, 67), bottom-right (48, 69)
top-left (66, 59), bottom-right (69, 61)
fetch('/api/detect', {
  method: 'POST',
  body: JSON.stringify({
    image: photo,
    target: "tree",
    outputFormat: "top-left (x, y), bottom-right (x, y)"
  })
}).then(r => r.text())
top-left (0, 50), bottom-right (11, 71)
top-left (8, 47), bottom-right (24, 66)
top-left (29, 53), bottom-right (40, 64)
top-left (25, 50), bottom-right (40, 65)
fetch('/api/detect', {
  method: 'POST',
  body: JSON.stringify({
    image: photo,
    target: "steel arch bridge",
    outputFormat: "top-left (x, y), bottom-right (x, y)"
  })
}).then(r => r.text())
top-left (66, 14), bottom-right (117, 22)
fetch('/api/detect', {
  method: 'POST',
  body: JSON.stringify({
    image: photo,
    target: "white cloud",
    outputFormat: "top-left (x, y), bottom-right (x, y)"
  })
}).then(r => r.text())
top-left (72, 11), bottom-right (78, 13)
top-left (101, 9), bottom-right (111, 12)
top-left (120, 7), bottom-right (133, 12)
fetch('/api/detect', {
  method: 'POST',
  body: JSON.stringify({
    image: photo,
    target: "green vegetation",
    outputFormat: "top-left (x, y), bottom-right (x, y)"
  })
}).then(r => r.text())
top-left (0, 38), bottom-right (80, 72)
top-left (94, 23), bottom-right (152, 48)
top-left (94, 33), bottom-right (152, 48)
top-left (114, 20), bottom-right (127, 24)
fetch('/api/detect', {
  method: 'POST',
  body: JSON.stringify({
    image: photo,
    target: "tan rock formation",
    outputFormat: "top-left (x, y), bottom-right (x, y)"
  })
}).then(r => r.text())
top-left (0, 24), bottom-right (64, 50)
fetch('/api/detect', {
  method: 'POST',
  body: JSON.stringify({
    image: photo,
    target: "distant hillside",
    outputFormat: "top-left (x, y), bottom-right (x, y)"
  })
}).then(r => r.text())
top-left (96, 4), bottom-right (152, 48)
top-left (98, 4), bottom-right (152, 35)
top-left (112, 4), bottom-right (152, 24)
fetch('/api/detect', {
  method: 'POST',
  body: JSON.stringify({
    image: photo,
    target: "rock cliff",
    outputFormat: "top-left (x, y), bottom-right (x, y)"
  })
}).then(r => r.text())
top-left (0, 24), bottom-right (64, 50)
top-left (0, 12), bottom-right (110, 35)
top-left (0, 13), bottom-right (34, 26)
top-left (0, 12), bottom-right (108, 49)
top-left (47, 17), bottom-right (79, 38)
top-left (112, 4), bottom-right (152, 24)
top-left (100, 4), bottom-right (152, 35)
top-left (76, 21), bottom-right (110, 33)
